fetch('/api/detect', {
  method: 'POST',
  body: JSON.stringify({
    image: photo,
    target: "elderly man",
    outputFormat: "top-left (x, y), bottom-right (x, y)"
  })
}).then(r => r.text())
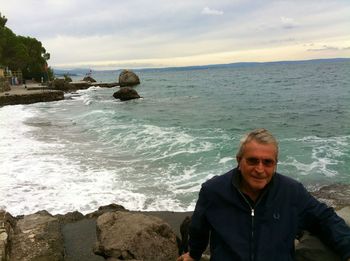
top-left (178, 129), bottom-right (350, 261)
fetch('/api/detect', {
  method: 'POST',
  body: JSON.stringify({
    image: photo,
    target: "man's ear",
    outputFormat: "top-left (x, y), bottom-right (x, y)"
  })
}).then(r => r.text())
top-left (236, 156), bottom-right (241, 169)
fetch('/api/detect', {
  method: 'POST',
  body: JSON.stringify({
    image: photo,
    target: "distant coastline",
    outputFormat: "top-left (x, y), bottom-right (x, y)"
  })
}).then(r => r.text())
top-left (53, 57), bottom-right (350, 75)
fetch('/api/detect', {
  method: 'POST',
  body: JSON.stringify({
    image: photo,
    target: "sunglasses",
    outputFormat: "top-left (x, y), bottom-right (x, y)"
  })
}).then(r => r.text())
top-left (245, 157), bottom-right (276, 167)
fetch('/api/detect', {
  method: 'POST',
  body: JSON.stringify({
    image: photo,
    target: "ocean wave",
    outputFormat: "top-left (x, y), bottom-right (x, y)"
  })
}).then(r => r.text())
top-left (279, 135), bottom-right (349, 178)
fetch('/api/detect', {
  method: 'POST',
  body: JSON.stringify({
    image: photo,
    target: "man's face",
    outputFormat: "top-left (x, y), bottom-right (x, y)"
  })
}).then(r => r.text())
top-left (237, 140), bottom-right (277, 196)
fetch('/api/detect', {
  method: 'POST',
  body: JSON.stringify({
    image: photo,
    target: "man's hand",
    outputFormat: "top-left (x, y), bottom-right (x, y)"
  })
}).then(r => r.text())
top-left (176, 252), bottom-right (195, 261)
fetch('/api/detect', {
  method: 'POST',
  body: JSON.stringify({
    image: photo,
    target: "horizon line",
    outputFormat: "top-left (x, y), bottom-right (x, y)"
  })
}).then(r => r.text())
top-left (52, 57), bottom-right (350, 72)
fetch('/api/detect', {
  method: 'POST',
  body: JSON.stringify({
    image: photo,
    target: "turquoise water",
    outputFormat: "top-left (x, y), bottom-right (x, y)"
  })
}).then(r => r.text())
top-left (1, 60), bottom-right (349, 215)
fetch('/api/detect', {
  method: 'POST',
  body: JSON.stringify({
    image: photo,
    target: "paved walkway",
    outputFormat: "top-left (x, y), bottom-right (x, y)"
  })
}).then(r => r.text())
top-left (0, 84), bottom-right (49, 97)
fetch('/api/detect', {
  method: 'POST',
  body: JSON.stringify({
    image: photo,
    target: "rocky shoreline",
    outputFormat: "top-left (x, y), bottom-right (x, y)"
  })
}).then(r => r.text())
top-left (0, 204), bottom-right (192, 261)
top-left (1, 183), bottom-right (350, 261)
top-left (0, 82), bottom-right (118, 107)
top-left (0, 88), bottom-right (64, 106)
top-left (0, 69), bottom-right (141, 106)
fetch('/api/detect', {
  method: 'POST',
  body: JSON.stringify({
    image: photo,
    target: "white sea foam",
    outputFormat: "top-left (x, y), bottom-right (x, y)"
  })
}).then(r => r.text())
top-left (112, 124), bottom-right (215, 158)
top-left (76, 86), bottom-right (103, 93)
top-left (280, 135), bottom-right (349, 178)
top-left (219, 157), bottom-right (233, 164)
top-left (281, 157), bottom-right (337, 177)
top-left (0, 105), bottom-right (205, 215)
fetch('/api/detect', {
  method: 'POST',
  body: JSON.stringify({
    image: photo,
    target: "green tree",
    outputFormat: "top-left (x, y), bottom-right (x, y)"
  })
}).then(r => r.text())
top-left (0, 12), bottom-right (7, 27)
top-left (0, 12), bottom-right (51, 81)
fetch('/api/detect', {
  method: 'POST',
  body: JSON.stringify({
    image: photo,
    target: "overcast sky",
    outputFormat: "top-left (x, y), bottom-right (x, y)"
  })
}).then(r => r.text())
top-left (1, 0), bottom-right (350, 70)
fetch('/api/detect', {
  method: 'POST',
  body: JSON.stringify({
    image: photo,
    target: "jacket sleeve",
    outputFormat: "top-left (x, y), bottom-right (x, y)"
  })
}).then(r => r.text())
top-left (297, 183), bottom-right (350, 260)
top-left (189, 185), bottom-right (210, 260)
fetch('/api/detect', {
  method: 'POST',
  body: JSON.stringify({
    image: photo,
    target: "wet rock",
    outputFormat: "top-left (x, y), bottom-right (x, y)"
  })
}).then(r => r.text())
top-left (94, 211), bottom-right (178, 261)
top-left (118, 70), bottom-right (140, 87)
top-left (113, 87), bottom-right (141, 101)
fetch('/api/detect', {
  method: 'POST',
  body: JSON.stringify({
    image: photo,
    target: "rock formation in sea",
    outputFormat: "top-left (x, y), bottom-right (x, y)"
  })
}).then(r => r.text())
top-left (113, 87), bottom-right (141, 101)
top-left (118, 70), bottom-right (140, 87)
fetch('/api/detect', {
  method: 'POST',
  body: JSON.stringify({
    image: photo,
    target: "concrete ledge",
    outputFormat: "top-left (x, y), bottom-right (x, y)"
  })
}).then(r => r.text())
top-left (0, 90), bottom-right (64, 106)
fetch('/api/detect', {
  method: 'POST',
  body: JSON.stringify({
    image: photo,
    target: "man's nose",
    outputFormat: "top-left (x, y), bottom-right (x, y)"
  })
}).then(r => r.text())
top-left (255, 161), bottom-right (265, 172)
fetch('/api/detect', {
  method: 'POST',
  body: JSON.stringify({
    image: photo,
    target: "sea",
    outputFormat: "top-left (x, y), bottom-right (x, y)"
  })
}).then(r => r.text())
top-left (1, 59), bottom-right (349, 216)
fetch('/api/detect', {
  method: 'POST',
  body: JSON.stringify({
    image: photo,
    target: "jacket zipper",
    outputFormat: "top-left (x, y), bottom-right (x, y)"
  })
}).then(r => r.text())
top-left (238, 191), bottom-right (264, 261)
top-left (251, 208), bottom-right (255, 261)
top-left (238, 192), bottom-right (255, 261)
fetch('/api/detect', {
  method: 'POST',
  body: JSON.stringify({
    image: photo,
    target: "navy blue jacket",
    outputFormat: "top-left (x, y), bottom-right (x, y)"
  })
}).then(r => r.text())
top-left (189, 168), bottom-right (350, 261)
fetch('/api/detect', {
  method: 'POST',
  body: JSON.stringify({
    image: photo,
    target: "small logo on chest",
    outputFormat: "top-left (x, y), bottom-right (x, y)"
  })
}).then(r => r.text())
top-left (273, 213), bottom-right (280, 220)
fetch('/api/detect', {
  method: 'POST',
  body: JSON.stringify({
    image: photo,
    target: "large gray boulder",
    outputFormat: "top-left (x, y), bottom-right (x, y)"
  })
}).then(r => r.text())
top-left (9, 210), bottom-right (64, 261)
top-left (113, 87), bottom-right (141, 101)
top-left (118, 70), bottom-right (140, 87)
top-left (94, 211), bottom-right (178, 260)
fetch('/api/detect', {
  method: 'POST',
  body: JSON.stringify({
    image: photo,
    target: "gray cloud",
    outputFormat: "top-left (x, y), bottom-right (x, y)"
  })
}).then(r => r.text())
top-left (307, 45), bottom-right (350, 52)
top-left (307, 45), bottom-right (340, 52)
top-left (266, 38), bottom-right (296, 44)
top-left (201, 7), bottom-right (224, 16)
top-left (280, 16), bottom-right (299, 29)
top-left (2, 0), bottom-right (349, 69)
